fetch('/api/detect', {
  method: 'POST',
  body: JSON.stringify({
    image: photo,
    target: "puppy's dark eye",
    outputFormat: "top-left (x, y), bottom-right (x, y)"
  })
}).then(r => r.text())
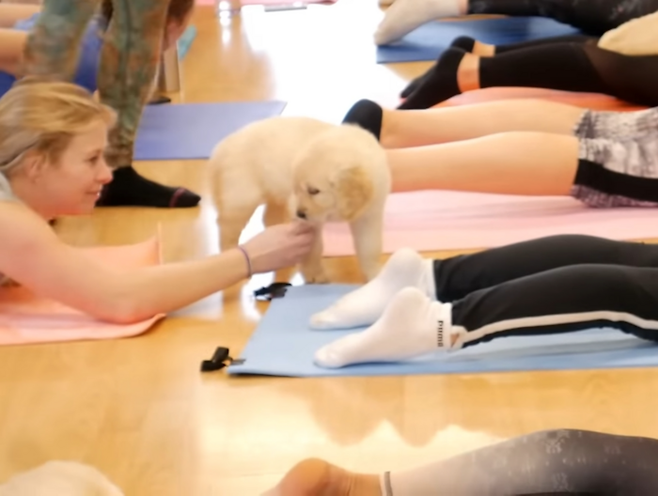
top-left (307, 187), bottom-right (320, 196)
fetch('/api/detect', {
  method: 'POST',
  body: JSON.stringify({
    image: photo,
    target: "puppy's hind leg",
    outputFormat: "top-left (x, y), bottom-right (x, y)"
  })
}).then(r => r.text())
top-left (217, 199), bottom-right (259, 254)
top-left (300, 224), bottom-right (329, 284)
top-left (263, 200), bottom-right (290, 228)
top-left (350, 208), bottom-right (385, 281)
top-left (264, 201), bottom-right (297, 282)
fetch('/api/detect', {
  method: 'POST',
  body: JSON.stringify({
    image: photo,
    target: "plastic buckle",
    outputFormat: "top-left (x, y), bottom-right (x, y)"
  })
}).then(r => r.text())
top-left (253, 282), bottom-right (292, 301)
top-left (200, 346), bottom-right (245, 372)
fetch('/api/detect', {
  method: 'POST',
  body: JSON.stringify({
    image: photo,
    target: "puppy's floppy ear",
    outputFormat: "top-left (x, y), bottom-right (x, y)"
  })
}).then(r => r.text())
top-left (334, 166), bottom-right (373, 220)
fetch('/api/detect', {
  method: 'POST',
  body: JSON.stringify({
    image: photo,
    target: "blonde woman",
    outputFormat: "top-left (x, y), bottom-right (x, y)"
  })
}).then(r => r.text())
top-left (0, 80), bottom-right (315, 324)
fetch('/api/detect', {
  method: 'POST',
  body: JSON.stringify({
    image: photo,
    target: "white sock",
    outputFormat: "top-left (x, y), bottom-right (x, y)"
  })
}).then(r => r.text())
top-left (314, 287), bottom-right (453, 368)
top-left (374, 0), bottom-right (464, 45)
top-left (309, 248), bottom-right (436, 330)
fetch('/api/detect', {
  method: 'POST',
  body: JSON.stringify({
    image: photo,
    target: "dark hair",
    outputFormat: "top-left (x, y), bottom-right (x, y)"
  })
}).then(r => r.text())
top-left (100, 0), bottom-right (194, 25)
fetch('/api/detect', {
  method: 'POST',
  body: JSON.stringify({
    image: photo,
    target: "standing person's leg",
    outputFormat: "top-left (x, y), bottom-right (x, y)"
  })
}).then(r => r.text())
top-left (95, 0), bottom-right (200, 208)
top-left (399, 42), bottom-right (658, 110)
top-left (267, 429), bottom-right (658, 495)
top-left (309, 235), bottom-right (658, 330)
top-left (21, 0), bottom-right (98, 80)
top-left (374, 0), bottom-right (658, 45)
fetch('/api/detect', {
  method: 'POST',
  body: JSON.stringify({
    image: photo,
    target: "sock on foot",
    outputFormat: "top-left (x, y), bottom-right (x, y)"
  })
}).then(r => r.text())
top-left (451, 35), bottom-right (476, 52)
top-left (314, 287), bottom-right (453, 369)
top-left (310, 248), bottom-right (435, 330)
top-left (398, 48), bottom-right (466, 110)
top-left (342, 99), bottom-right (384, 141)
top-left (96, 165), bottom-right (201, 208)
top-left (374, 0), bottom-right (463, 45)
top-left (400, 37), bottom-right (475, 98)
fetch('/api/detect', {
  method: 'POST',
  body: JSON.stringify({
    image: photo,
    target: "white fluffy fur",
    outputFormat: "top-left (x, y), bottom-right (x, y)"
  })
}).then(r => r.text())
top-left (0, 461), bottom-right (123, 496)
top-left (208, 116), bottom-right (391, 282)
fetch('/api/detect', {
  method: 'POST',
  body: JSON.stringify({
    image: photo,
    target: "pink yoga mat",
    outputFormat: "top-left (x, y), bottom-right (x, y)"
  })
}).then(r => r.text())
top-left (0, 236), bottom-right (165, 346)
top-left (322, 191), bottom-right (658, 255)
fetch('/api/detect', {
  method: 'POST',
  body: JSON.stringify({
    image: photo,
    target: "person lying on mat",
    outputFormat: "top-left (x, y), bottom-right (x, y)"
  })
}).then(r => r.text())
top-left (19, 0), bottom-right (201, 209)
top-left (373, 0), bottom-right (658, 46)
top-left (265, 429), bottom-right (658, 495)
top-left (0, 81), bottom-right (315, 325)
top-left (342, 98), bottom-right (658, 208)
top-left (305, 234), bottom-right (658, 369)
top-left (395, 27), bottom-right (658, 109)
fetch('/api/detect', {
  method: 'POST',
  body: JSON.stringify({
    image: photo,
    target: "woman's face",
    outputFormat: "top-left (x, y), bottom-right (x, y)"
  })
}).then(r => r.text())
top-left (33, 120), bottom-right (113, 216)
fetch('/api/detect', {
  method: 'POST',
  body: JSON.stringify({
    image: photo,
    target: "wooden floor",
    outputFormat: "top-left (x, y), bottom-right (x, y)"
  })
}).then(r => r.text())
top-left (2, 2), bottom-right (658, 494)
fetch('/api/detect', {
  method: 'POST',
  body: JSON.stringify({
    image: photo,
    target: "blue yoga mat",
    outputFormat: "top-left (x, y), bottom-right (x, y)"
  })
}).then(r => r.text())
top-left (376, 17), bottom-right (582, 64)
top-left (228, 284), bottom-right (658, 378)
top-left (134, 101), bottom-right (287, 160)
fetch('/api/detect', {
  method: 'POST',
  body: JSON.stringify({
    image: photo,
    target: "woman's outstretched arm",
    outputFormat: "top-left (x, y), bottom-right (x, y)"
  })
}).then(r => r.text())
top-left (0, 202), bottom-right (314, 324)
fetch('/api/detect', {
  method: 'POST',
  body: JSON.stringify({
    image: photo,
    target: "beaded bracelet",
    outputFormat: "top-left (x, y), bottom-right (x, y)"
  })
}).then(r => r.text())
top-left (237, 245), bottom-right (252, 277)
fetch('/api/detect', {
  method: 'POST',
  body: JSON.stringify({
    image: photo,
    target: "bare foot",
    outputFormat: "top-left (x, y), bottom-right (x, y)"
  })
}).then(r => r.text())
top-left (263, 458), bottom-right (381, 496)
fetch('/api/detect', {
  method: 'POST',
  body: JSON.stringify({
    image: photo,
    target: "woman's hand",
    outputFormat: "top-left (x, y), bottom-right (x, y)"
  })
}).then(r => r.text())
top-left (242, 221), bottom-right (316, 273)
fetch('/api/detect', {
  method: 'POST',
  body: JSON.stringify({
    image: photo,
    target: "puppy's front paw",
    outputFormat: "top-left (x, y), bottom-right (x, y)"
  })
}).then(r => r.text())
top-left (301, 266), bottom-right (330, 284)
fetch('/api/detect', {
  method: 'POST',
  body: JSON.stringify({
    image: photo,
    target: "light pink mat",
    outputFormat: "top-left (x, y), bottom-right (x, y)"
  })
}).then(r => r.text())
top-left (0, 237), bottom-right (165, 346)
top-left (322, 191), bottom-right (658, 255)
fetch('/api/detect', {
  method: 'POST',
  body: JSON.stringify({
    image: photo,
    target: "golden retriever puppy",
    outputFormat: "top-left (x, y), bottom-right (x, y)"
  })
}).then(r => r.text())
top-left (209, 116), bottom-right (391, 283)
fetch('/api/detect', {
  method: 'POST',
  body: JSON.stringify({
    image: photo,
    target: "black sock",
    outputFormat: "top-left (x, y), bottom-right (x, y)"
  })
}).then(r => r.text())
top-left (451, 35), bottom-right (476, 53)
top-left (96, 165), bottom-right (201, 208)
top-left (400, 37), bottom-right (475, 99)
top-left (398, 48), bottom-right (466, 110)
top-left (342, 99), bottom-right (383, 141)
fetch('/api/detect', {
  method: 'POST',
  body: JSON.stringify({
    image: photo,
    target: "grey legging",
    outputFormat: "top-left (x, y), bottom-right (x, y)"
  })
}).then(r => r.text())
top-left (384, 429), bottom-right (658, 495)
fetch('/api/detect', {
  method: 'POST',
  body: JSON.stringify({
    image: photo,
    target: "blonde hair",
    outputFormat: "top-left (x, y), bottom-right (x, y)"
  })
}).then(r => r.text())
top-left (0, 79), bottom-right (116, 175)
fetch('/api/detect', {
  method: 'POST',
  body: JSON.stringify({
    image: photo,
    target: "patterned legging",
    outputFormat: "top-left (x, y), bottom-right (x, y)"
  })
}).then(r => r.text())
top-left (385, 429), bottom-right (658, 495)
top-left (22, 0), bottom-right (169, 169)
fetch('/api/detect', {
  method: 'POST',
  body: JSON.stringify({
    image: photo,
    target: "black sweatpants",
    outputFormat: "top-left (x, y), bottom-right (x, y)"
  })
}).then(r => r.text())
top-left (432, 235), bottom-right (658, 349)
top-left (384, 429), bottom-right (658, 495)
top-left (467, 0), bottom-right (658, 35)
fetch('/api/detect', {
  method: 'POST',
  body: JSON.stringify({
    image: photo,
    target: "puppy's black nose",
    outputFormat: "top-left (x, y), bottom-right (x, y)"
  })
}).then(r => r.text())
top-left (296, 209), bottom-right (307, 219)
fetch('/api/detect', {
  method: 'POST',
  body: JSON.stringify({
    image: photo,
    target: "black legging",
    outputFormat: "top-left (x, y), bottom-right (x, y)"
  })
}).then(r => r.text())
top-left (399, 35), bottom-right (658, 109)
top-left (467, 0), bottom-right (658, 35)
top-left (385, 429), bottom-right (658, 495)
top-left (431, 235), bottom-right (658, 349)
top-left (482, 37), bottom-right (658, 107)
